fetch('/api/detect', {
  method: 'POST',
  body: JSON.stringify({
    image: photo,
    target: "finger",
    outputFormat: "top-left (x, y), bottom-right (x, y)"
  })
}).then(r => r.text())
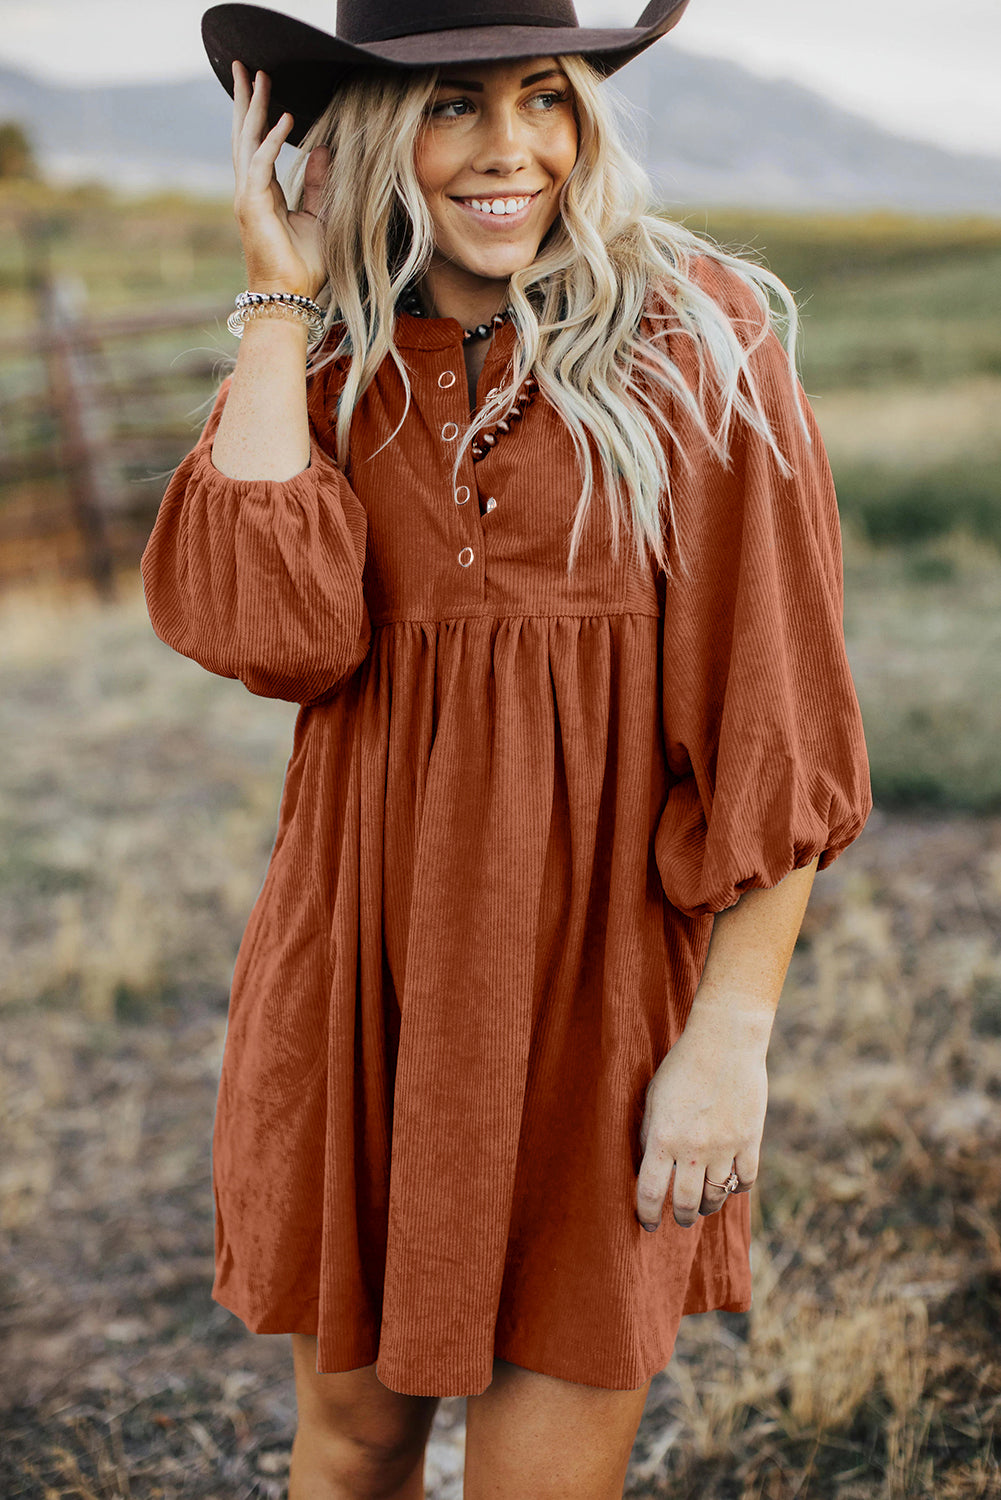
top-left (302, 145), bottom-right (330, 217)
top-left (699, 1159), bottom-right (736, 1217)
top-left (232, 59), bottom-right (253, 111)
top-left (236, 68), bottom-right (275, 180)
top-left (245, 111), bottom-right (295, 195)
top-left (671, 1164), bottom-right (704, 1229)
top-left (635, 1140), bottom-right (672, 1232)
top-left (231, 59), bottom-right (253, 161)
top-left (733, 1147), bottom-right (758, 1194)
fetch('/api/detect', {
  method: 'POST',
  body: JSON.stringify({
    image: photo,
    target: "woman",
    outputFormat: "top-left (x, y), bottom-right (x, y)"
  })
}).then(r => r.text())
top-left (140, 0), bottom-right (873, 1494)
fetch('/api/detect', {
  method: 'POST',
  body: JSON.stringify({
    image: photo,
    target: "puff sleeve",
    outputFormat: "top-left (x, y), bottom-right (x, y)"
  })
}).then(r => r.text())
top-left (654, 259), bottom-right (872, 919)
top-left (140, 363), bottom-right (371, 706)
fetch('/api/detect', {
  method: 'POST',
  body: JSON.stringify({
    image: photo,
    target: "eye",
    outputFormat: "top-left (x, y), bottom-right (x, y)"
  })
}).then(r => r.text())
top-left (429, 88), bottom-right (570, 120)
top-left (531, 89), bottom-right (571, 110)
top-left (430, 97), bottom-right (473, 119)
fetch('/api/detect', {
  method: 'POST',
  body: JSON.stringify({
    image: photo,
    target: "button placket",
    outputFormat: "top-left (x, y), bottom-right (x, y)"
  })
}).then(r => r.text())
top-left (439, 363), bottom-right (470, 511)
top-left (437, 357), bottom-right (485, 593)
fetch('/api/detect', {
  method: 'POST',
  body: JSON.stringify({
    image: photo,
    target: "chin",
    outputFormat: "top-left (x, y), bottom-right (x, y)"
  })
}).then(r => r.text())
top-left (454, 242), bottom-right (548, 279)
top-left (463, 258), bottom-right (536, 280)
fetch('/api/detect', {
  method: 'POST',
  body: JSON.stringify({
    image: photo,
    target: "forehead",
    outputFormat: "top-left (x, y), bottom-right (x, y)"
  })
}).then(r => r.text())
top-left (431, 55), bottom-right (564, 84)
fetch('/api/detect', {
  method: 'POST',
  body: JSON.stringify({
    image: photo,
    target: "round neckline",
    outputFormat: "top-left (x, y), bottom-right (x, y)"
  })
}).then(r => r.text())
top-left (393, 307), bottom-right (468, 348)
top-left (393, 306), bottom-right (517, 356)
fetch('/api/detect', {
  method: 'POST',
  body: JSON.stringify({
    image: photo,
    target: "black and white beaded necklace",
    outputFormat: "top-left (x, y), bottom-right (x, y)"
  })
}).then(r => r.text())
top-left (398, 284), bottom-right (539, 460)
top-left (398, 284), bottom-right (509, 344)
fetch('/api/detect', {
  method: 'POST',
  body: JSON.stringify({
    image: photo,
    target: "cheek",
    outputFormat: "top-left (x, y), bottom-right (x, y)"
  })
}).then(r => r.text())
top-left (414, 130), bottom-right (446, 195)
top-left (553, 118), bottom-right (579, 183)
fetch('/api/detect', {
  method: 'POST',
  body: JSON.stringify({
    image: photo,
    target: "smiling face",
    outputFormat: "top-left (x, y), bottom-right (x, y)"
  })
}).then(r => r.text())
top-left (413, 55), bottom-right (579, 307)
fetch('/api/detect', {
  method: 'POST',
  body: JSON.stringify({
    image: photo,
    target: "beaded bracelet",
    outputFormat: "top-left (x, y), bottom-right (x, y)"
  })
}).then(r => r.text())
top-left (227, 289), bottom-right (327, 344)
top-left (228, 301), bottom-right (322, 341)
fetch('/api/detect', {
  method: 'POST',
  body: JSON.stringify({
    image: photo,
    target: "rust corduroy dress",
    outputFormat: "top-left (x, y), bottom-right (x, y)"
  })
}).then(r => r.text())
top-left (140, 254), bottom-right (872, 1398)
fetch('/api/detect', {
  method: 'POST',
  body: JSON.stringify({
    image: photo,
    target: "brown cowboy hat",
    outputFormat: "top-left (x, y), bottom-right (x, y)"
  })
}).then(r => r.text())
top-left (202, 0), bottom-right (692, 146)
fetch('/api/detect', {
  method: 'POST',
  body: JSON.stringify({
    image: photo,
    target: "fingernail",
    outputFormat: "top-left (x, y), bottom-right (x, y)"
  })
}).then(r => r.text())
top-left (640, 1221), bottom-right (659, 1233)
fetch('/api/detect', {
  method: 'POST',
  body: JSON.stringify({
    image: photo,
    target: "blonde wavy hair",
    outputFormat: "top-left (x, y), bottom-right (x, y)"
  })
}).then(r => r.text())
top-left (283, 53), bottom-right (805, 576)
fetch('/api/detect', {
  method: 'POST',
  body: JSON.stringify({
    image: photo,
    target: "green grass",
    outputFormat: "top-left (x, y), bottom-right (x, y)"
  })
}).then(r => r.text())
top-left (842, 530), bottom-right (1001, 812)
top-left (674, 208), bottom-right (1001, 390)
top-left (0, 180), bottom-right (241, 325)
top-left (835, 459), bottom-right (1001, 551)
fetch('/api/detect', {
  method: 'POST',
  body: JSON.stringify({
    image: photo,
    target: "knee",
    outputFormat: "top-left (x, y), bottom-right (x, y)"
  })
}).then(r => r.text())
top-left (293, 1375), bottom-right (436, 1499)
top-left (290, 1342), bottom-right (438, 1497)
top-left (293, 1422), bottom-right (428, 1498)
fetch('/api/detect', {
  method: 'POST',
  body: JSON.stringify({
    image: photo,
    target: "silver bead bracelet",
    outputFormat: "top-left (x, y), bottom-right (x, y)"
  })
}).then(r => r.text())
top-left (227, 290), bottom-right (327, 345)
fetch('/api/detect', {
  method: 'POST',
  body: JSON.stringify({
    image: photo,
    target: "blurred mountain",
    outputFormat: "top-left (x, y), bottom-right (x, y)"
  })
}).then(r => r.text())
top-left (1, 50), bottom-right (1000, 211)
top-left (0, 65), bottom-right (235, 196)
top-left (623, 48), bottom-right (1001, 212)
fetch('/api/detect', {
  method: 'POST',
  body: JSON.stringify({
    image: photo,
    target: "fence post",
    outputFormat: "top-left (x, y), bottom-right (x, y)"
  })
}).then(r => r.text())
top-left (24, 217), bottom-right (118, 600)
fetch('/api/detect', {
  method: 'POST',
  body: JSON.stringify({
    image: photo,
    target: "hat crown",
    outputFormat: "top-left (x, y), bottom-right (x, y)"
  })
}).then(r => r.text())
top-left (337, 0), bottom-right (580, 46)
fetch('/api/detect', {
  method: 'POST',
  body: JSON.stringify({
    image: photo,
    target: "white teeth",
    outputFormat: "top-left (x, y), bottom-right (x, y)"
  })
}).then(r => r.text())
top-left (465, 195), bottom-right (533, 215)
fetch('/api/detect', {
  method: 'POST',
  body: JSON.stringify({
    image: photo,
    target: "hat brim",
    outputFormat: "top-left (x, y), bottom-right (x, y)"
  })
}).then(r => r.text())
top-left (203, 0), bottom-right (690, 146)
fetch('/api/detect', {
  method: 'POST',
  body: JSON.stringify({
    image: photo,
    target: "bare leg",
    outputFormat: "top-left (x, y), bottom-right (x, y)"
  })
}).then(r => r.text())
top-left (464, 1356), bottom-right (653, 1500)
top-left (289, 1335), bottom-right (441, 1500)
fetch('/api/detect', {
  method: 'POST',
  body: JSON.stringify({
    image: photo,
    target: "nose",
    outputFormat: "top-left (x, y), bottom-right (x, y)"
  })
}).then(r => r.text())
top-left (468, 103), bottom-right (533, 177)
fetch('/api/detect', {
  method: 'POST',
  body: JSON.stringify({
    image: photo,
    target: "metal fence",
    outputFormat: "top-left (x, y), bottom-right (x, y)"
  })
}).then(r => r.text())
top-left (0, 275), bottom-right (232, 598)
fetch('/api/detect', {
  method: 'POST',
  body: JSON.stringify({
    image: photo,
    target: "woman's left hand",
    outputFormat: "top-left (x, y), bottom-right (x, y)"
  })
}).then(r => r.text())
top-left (635, 1020), bottom-right (769, 1230)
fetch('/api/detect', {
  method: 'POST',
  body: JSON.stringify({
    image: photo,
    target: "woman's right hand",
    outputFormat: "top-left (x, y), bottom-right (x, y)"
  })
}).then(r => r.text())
top-left (231, 59), bottom-right (330, 300)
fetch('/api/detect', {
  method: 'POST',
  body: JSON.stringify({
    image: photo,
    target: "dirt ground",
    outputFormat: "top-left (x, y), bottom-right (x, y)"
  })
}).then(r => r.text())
top-left (1, 587), bottom-right (1000, 1498)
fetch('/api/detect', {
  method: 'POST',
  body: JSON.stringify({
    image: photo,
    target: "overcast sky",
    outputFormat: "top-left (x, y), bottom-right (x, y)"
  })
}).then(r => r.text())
top-left (2, 0), bottom-right (999, 157)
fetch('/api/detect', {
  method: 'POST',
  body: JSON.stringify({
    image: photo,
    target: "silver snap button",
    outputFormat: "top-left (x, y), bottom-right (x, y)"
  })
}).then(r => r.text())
top-left (441, 422), bottom-right (459, 441)
top-left (484, 496), bottom-right (497, 513)
top-left (454, 485), bottom-right (470, 506)
top-left (438, 370), bottom-right (456, 388)
top-left (458, 547), bottom-right (474, 568)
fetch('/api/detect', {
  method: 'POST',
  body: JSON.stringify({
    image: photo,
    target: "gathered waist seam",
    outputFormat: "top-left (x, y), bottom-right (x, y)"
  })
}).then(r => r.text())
top-left (369, 610), bottom-right (662, 629)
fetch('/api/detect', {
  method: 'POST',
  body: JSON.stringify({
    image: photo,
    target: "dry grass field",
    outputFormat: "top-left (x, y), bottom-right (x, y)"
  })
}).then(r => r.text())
top-left (1, 560), bottom-right (999, 1499)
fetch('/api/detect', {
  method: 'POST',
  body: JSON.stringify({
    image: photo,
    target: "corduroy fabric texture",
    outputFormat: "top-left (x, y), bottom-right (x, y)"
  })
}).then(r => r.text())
top-left (139, 254), bottom-right (872, 1398)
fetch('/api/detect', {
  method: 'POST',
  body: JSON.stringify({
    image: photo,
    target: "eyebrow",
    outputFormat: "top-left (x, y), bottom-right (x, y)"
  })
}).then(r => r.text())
top-left (435, 68), bottom-right (565, 91)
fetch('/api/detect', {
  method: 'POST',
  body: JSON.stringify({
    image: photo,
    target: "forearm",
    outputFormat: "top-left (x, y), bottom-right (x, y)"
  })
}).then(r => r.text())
top-left (211, 315), bottom-right (312, 480)
top-left (684, 855), bottom-right (820, 1053)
